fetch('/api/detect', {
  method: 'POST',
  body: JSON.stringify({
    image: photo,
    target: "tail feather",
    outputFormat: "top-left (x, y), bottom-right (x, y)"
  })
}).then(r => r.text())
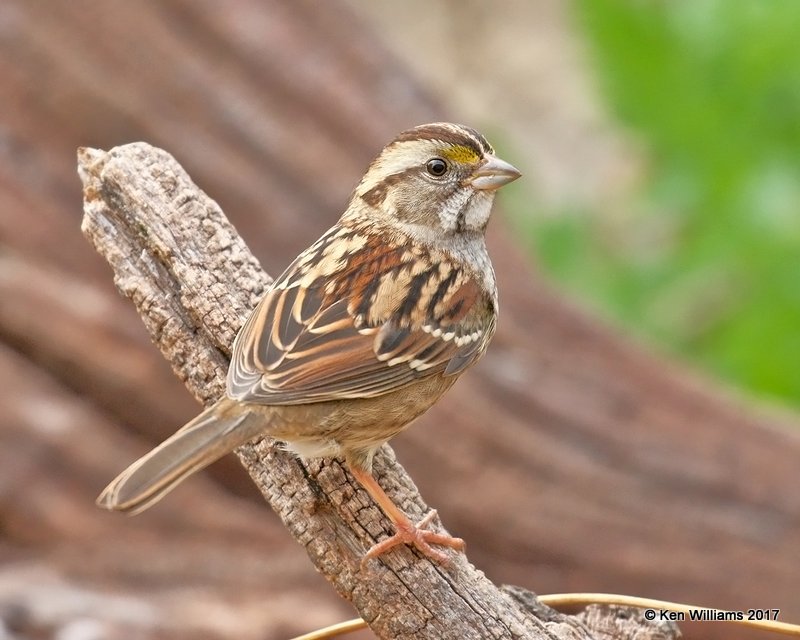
top-left (97, 398), bottom-right (265, 514)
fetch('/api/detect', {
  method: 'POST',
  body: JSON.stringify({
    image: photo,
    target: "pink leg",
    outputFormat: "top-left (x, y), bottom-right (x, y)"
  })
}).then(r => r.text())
top-left (349, 465), bottom-right (465, 564)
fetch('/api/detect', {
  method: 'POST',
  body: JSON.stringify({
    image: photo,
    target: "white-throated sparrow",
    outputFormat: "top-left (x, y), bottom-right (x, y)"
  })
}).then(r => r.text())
top-left (98, 123), bottom-right (520, 563)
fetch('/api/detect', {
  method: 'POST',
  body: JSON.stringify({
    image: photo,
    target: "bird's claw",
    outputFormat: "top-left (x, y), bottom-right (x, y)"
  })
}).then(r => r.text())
top-left (361, 509), bottom-right (465, 566)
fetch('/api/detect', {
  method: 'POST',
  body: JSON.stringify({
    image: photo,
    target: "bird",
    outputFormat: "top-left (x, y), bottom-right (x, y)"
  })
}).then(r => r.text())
top-left (97, 122), bottom-right (521, 563)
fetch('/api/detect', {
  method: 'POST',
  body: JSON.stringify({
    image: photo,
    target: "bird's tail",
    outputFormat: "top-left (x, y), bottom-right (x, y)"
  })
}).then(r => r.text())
top-left (97, 397), bottom-right (265, 514)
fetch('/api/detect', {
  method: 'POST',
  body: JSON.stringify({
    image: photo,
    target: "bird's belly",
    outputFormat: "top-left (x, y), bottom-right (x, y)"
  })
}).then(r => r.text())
top-left (250, 375), bottom-right (456, 462)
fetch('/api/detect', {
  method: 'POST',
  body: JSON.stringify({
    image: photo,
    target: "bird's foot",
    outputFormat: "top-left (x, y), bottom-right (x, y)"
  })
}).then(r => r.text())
top-left (362, 509), bottom-right (465, 565)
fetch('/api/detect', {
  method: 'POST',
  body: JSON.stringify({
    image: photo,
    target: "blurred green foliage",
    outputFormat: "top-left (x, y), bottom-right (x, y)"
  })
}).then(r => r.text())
top-left (523, 1), bottom-right (800, 407)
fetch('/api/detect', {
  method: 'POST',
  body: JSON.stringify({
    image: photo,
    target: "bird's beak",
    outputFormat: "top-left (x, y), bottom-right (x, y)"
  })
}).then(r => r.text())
top-left (467, 154), bottom-right (522, 191)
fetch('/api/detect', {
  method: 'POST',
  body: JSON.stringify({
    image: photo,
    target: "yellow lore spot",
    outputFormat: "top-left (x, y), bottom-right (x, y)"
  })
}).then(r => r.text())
top-left (441, 145), bottom-right (480, 164)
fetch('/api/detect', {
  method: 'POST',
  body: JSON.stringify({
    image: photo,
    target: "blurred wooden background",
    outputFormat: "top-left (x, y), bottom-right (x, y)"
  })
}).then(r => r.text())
top-left (1, 2), bottom-right (798, 639)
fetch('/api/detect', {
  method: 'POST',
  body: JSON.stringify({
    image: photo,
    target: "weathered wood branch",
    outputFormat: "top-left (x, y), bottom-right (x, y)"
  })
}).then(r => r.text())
top-left (78, 142), bottom-right (676, 640)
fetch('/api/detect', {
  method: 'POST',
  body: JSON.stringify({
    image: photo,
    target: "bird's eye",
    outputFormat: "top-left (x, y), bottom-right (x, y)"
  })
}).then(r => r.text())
top-left (425, 158), bottom-right (448, 177)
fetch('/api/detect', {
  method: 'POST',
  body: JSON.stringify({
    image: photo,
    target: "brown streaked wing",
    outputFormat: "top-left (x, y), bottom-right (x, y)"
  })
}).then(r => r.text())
top-left (226, 226), bottom-right (494, 406)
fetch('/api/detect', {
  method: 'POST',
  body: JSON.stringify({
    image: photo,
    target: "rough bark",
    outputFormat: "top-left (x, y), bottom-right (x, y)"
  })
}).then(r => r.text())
top-left (79, 142), bottom-right (678, 639)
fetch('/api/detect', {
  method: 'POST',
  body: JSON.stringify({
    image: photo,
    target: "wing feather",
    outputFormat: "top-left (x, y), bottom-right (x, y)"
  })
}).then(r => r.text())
top-left (226, 225), bottom-right (495, 405)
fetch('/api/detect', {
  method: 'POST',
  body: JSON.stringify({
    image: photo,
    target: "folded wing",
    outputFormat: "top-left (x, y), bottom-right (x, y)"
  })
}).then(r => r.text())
top-left (227, 225), bottom-right (495, 406)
